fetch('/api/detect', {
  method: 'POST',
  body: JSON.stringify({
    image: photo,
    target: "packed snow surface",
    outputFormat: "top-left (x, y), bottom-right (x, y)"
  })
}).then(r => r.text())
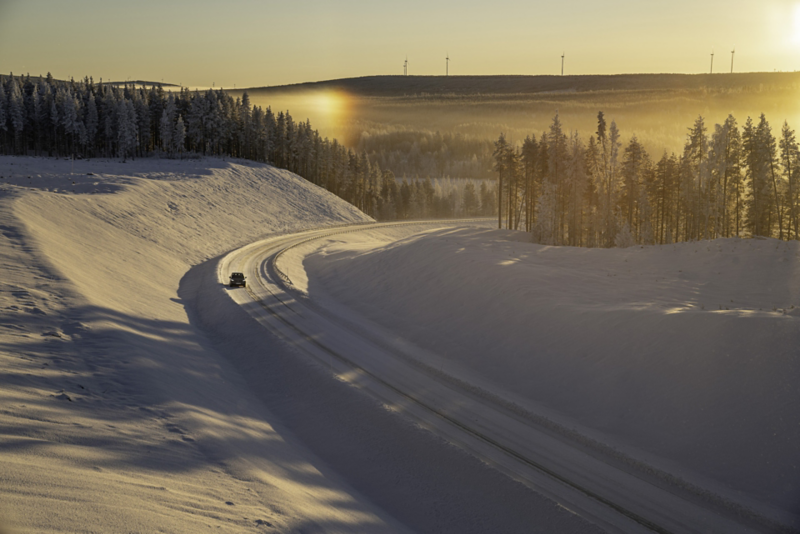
top-left (0, 157), bottom-right (603, 534)
top-left (296, 226), bottom-right (800, 522)
top-left (0, 156), bottom-right (404, 533)
top-left (5, 153), bottom-right (796, 532)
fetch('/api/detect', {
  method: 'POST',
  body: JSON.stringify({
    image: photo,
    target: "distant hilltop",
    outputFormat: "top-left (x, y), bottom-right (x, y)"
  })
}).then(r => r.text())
top-left (105, 80), bottom-right (180, 88)
top-left (239, 72), bottom-right (800, 97)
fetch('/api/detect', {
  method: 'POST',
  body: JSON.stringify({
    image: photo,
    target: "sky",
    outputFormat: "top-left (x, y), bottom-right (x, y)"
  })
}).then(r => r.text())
top-left (1, 0), bottom-right (799, 88)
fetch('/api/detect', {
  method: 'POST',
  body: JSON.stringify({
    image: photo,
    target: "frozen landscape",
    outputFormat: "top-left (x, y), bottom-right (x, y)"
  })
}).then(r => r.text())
top-left (5, 0), bottom-right (800, 530)
top-left (284, 225), bottom-right (800, 529)
top-left (0, 156), bottom-right (604, 533)
top-left (1, 154), bottom-right (797, 533)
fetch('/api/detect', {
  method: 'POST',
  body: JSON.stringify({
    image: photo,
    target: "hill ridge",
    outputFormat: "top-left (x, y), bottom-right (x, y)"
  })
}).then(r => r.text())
top-left (238, 72), bottom-right (800, 97)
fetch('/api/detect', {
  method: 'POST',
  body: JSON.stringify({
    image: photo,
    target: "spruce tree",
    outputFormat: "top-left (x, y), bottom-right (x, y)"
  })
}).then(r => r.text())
top-left (175, 115), bottom-right (186, 159)
top-left (779, 121), bottom-right (800, 239)
top-left (492, 133), bottom-right (510, 229)
top-left (0, 83), bottom-right (7, 154)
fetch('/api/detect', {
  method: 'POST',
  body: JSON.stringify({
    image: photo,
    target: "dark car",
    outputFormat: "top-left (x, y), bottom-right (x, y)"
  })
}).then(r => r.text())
top-left (229, 272), bottom-right (246, 287)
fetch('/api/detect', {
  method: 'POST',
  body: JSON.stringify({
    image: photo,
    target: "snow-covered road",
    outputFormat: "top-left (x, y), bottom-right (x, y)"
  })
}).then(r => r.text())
top-left (220, 222), bottom-right (775, 534)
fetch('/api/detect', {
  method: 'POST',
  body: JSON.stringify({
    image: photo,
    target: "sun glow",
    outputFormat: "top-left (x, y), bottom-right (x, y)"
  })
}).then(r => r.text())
top-left (308, 90), bottom-right (352, 127)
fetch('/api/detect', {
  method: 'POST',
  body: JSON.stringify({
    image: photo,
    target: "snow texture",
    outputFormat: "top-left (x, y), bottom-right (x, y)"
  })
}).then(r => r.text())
top-left (0, 156), bottom-right (602, 534)
top-left (0, 156), bottom-right (404, 533)
top-left (296, 226), bottom-right (800, 526)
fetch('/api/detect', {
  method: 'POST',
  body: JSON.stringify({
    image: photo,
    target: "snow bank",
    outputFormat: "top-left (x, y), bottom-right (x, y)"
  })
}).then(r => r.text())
top-left (0, 157), bottom-right (603, 534)
top-left (301, 226), bottom-right (800, 522)
top-left (0, 156), bottom-right (409, 533)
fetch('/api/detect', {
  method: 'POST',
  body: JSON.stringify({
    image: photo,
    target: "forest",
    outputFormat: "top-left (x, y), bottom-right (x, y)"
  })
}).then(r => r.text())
top-left (241, 73), bottom-right (800, 185)
top-left (0, 73), bottom-right (493, 221)
top-left (3, 72), bottom-right (797, 246)
top-left (493, 110), bottom-right (800, 247)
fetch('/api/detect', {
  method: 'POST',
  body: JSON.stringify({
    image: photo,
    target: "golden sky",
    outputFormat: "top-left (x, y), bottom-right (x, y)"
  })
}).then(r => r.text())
top-left (1, 0), bottom-right (798, 87)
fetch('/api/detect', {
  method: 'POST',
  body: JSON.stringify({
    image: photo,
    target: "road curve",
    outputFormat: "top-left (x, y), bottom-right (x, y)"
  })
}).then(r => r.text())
top-left (219, 221), bottom-right (769, 534)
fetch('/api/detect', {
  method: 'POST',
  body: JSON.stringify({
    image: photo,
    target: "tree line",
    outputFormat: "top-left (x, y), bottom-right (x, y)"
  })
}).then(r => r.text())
top-left (357, 128), bottom-right (494, 180)
top-left (0, 73), bottom-right (495, 220)
top-left (493, 111), bottom-right (800, 246)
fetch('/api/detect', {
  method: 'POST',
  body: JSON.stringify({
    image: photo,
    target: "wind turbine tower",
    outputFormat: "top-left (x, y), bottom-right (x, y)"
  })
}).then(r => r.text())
top-left (446, 54), bottom-right (450, 76)
top-left (561, 52), bottom-right (565, 75)
top-left (730, 48), bottom-right (735, 74)
top-left (404, 56), bottom-right (408, 76)
top-left (710, 50), bottom-right (714, 74)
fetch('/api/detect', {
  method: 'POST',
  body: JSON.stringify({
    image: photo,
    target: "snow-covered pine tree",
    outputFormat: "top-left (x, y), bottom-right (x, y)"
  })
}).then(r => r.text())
top-left (533, 182), bottom-right (557, 245)
top-left (756, 114), bottom-right (784, 239)
top-left (493, 132), bottom-right (510, 229)
top-left (779, 121), bottom-right (800, 239)
top-left (85, 95), bottom-right (98, 157)
top-left (620, 136), bottom-right (648, 240)
top-left (565, 131), bottom-right (587, 246)
top-left (160, 109), bottom-right (173, 156)
top-left (521, 134), bottom-right (539, 232)
top-left (547, 112), bottom-right (568, 242)
top-left (117, 99), bottom-right (138, 161)
top-left (8, 79), bottom-right (26, 153)
top-left (133, 89), bottom-right (151, 156)
top-left (174, 115), bottom-right (186, 159)
top-left (683, 116), bottom-right (710, 239)
top-left (463, 181), bottom-right (479, 216)
top-left (0, 83), bottom-right (7, 154)
top-left (615, 222), bottom-right (635, 248)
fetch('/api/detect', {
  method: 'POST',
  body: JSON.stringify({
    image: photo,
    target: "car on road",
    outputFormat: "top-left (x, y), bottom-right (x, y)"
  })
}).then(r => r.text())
top-left (229, 272), bottom-right (246, 287)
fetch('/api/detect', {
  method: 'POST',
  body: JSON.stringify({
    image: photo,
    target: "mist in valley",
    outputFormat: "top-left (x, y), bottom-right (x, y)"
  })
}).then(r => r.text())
top-left (238, 73), bottom-right (800, 181)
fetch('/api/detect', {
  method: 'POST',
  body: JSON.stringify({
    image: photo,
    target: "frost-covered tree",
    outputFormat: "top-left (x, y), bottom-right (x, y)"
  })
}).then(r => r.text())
top-left (615, 222), bottom-right (635, 248)
top-left (620, 136), bottom-right (648, 239)
top-left (0, 83), bottom-right (7, 153)
top-left (85, 95), bottom-right (98, 156)
top-left (8, 79), bottom-right (25, 153)
top-left (779, 121), bottom-right (800, 240)
top-left (682, 116), bottom-right (710, 239)
top-left (117, 99), bottom-right (137, 161)
top-left (756, 115), bottom-right (784, 239)
top-left (743, 115), bottom-right (778, 237)
top-left (160, 109), bottom-right (173, 155)
top-left (565, 131), bottom-right (587, 246)
top-left (521, 134), bottom-right (539, 232)
top-left (533, 182), bottom-right (557, 245)
top-left (493, 133), bottom-right (511, 228)
top-left (708, 115), bottom-right (742, 238)
top-left (595, 113), bottom-right (622, 246)
top-left (174, 115), bottom-right (186, 159)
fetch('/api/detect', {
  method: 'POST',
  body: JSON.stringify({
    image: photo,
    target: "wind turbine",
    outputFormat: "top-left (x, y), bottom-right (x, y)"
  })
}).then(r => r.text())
top-left (710, 50), bottom-right (714, 74)
top-left (730, 47), bottom-right (735, 74)
top-left (446, 53), bottom-right (450, 76)
top-left (404, 56), bottom-right (408, 76)
top-left (561, 52), bottom-right (565, 75)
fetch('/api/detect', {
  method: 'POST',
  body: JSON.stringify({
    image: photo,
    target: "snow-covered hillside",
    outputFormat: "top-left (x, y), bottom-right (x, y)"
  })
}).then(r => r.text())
top-left (1, 156), bottom-right (609, 534)
top-left (295, 226), bottom-right (800, 525)
top-left (0, 156), bottom-right (405, 533)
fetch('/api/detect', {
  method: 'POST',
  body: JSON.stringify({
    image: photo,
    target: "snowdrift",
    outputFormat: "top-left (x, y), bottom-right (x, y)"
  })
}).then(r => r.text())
top-left (300, 226), bottom-right (800, 522)
top-left (0, 156), bottom-right (409, 533)
top-left (0, 157), bottom-right (604, 534)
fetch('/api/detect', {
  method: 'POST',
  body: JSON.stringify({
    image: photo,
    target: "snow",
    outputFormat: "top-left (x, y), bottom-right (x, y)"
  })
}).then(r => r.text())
top-left (0, 156), bottom-right (603, 534)
top-left (292, 226), bottom-right (800, 526)
top-left (6, 151), bottom-right (794, 532)
top-left (0, 156), bottom-right (408, 533)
